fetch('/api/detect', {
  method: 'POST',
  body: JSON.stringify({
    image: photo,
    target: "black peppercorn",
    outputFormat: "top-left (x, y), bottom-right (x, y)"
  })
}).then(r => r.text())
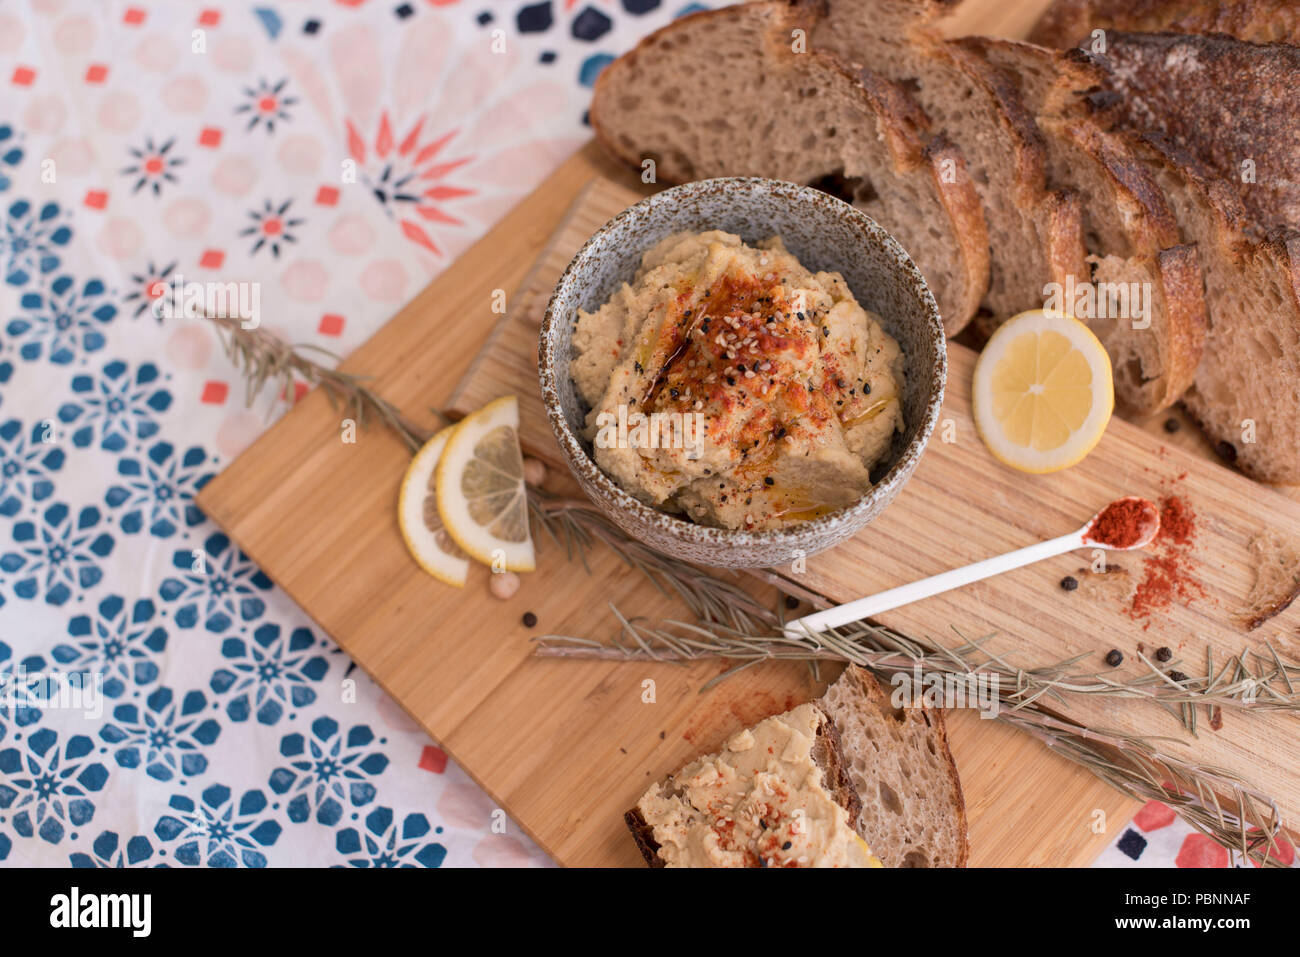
top-left (522, 611), bottom-right (537, 628)
top-left (1214, 440), bottom-right (1238, 463)
top-left (1155, 646), bottom-right (1172, 662)
top-left (1060, 575), bottom-right (1079, 591)
top-left (1169, 670), bottom-right (1188, 684)
top-left (1163, 417), bottom-right (1181, 433)
top-left (1105, 649), bottom-right (1123, 667)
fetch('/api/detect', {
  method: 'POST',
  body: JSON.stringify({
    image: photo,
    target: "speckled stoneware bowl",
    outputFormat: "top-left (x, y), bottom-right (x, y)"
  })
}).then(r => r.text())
top-left (539, 177), bottom-right (946, 569)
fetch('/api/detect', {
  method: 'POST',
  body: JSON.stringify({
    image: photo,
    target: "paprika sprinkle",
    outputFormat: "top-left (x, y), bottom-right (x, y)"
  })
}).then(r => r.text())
top-left (1126, 495), bottom-right (1205, 627)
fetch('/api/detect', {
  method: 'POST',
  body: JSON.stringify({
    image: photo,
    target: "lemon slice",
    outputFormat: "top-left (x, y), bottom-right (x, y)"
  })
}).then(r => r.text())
top-left (972, 310), bottom-right (1114, 473)
top-left (435, 395), bottom-right (535, 572)
top-left (398, 426), bottom-right (471, 587)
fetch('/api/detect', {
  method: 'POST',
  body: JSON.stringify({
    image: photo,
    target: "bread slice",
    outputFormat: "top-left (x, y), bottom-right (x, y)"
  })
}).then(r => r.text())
top-left (625, 702), bottom-right (868, 867)
top-left (589, 2), bottom-right (990, 334)
top-left (809, 0), bottom-right (1089, 321)
top-left (626, 668), bottom-right (967, 867)
top-left (1094, 31), bottom-right (1300, 235)
top-left (1030, 0), bottom-right (1300, 47)
top-left (1124, 132), bottom-right (1300, 483)
top-left (818, 665), bottom-right (968, 868)
top-left (1239, 529), bottom-right (1300, 631)
top-left (953, 36), bottom-right (1207, 416)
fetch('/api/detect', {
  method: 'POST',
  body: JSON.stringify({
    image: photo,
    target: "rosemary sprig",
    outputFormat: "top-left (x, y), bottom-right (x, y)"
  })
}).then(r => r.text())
top-left (204, 314), bottom-right (432, 453)
top-left (534, 612), bottom-right (1300, 719)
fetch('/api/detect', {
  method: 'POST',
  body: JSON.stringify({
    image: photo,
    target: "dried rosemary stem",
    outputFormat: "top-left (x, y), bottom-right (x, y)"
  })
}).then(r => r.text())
top-left (204, 314), bottom-right (432, 453)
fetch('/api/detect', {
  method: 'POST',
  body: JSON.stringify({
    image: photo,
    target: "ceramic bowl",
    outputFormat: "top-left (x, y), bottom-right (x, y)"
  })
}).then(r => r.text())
top-left (538, 177), bottom-right (946, 569)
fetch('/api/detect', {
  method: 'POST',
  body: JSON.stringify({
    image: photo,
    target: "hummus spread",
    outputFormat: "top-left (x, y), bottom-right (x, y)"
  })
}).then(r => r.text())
top-left (635, 703), bottom-right (881, 868)
top-left (571, 230), bottom-right (905, 530)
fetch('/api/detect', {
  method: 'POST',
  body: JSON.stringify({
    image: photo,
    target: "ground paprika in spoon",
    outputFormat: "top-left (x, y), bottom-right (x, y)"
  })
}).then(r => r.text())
top-left (1085, 496), bottom-right (1157, 549)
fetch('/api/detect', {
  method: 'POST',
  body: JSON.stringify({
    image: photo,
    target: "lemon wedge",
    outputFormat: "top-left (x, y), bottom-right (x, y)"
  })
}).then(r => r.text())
top-left (398, 426), bottom-right (471, 587)
top-left (435, 395), bottom-right (535, 572)
top-left (972, 310), bottom-right (1114, 473)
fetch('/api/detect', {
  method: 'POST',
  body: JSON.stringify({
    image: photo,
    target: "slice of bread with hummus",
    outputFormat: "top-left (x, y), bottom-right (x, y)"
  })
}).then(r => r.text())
top-left (626, 666), bottom-right (967, 867)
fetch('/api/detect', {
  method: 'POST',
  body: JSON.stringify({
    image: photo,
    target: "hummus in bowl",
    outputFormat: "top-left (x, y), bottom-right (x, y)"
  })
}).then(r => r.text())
top-left (571, 231), bottom-right (905, 531)
top-left (539, 177), bottom-right (946, 569)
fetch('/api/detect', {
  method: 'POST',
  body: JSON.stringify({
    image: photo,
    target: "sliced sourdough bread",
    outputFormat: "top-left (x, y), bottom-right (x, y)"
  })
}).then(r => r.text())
top-left (809, 0), bottom-right (1089, 321)
top-left (818, 665), bottom-right (968, 868)
top-left (956, 36), bottom-right (1207, 416)
top-left (1030, 0), bottom-right (1300, 48)
top-left (589, 2), bottom-right (989, 334)
top-left (1124, 132), bottom-right (1300, 483)
top-left (1095, 32), bottom-right (1300, 234)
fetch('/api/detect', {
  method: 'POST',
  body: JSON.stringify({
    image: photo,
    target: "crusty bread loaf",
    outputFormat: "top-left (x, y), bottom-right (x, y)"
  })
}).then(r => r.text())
top-left (625, 702), bottom-right (864, 867)
top-left (1094, 32), bottom-right (1300, 235)
top-left (818, 665), bottom-right (968, 867)
top-left (809, 0), bottom-right (1089, 321)
top-left (590, 2), bottom-right (990, 334)
top-left (1124, 131), bottom-right (1300, 483)
top-left (1030, 0), bottom-right (1300, 47)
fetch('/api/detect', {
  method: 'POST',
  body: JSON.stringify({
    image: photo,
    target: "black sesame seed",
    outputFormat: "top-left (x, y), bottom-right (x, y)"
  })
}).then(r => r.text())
top-left (784, 595), bottom-right (800, 610)
top-left (1155, 646), bottom-right (1172, 662)
top-left (782, 841), bottom-right (792, 851)
top-left (726, 376), bottom-right (736, 387)
top-left (522, 611), bottom-right (538, 628)
top-left (1060, 575), bottom-right (1079, 591)
top-left (764, 476), bottom-right (775, 486)
top-left (1105, 649), bottom-right (1123, 667)
top-left (1163, 417), bottom-right (1181, 433)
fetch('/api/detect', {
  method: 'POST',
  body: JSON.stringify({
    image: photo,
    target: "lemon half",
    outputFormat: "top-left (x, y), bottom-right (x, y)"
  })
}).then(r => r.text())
top-left (398, 426), bottom-right (471, 587)
top-left (972, 310), bottom-right (1114, 473)
top-left (435, 395), bottom-right (535, 572)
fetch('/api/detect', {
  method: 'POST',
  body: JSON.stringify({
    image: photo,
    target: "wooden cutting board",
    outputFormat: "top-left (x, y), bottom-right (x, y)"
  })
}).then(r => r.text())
top-left (451, 164), bottom-right (1300, 832)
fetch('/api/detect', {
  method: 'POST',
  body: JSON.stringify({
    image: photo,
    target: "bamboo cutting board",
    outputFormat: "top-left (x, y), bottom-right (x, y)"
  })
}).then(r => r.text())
top-left (451, 166), bottom-right (1300, 832)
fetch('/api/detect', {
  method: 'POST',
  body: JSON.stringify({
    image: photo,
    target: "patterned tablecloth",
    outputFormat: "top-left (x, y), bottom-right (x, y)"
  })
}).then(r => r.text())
top-left (0, 0), bottom-right (1250, 868)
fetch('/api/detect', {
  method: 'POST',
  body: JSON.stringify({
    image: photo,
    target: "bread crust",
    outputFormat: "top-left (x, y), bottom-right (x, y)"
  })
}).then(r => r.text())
top-left (1030, 0), bottom-right (1300, 47)
top-left (1149, 242), bottom-right (1208, 411)
top-left (1096, 31), bottom-right (1300, 235)
top-left (623, 807), bottom-right (666, 868)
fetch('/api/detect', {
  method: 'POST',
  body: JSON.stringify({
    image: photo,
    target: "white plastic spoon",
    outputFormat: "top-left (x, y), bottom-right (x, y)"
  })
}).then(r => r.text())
top-left (783, 496), bottom-right (1160, 640)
